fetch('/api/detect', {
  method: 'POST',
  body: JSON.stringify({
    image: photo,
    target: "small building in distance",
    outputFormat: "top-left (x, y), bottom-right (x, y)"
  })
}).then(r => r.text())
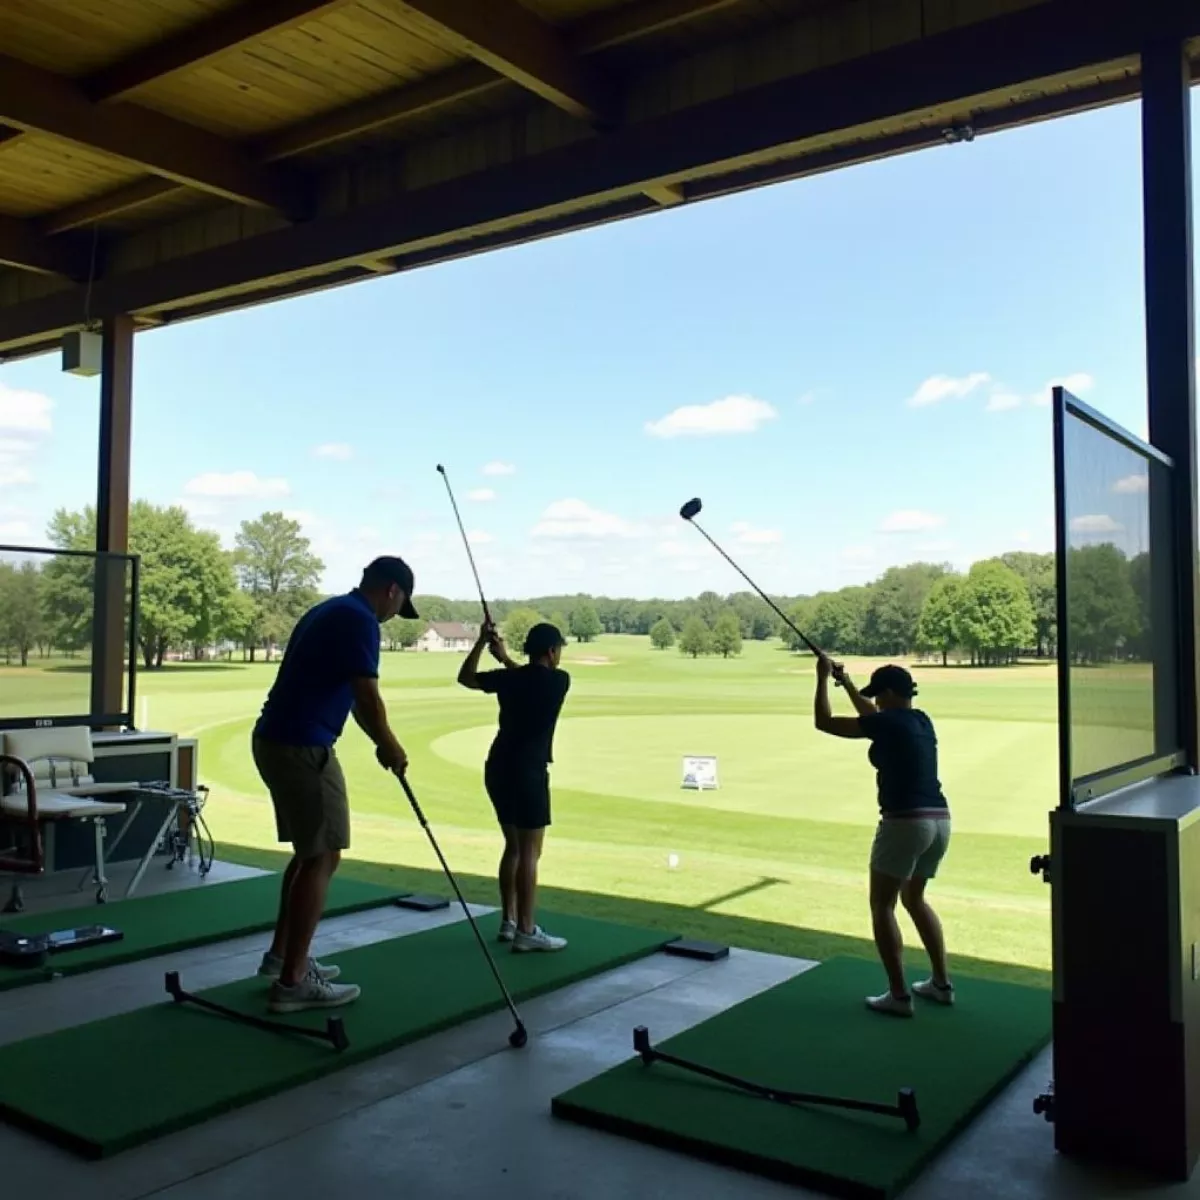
top-left (416, 622), bottom-right (476, 652)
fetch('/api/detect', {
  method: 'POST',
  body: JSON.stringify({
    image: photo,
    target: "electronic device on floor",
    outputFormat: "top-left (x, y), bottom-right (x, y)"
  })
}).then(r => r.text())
top-left (0, 924), bottom-right (124, 968)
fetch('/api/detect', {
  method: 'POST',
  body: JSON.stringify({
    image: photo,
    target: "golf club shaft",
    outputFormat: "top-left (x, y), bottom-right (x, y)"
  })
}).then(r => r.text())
top-left (688, 519), bottom-right (823, 657)
top-left (648, 1046), bottom-right (901, 1119)
top-left (397, 774), bottom-right (525, 1032)
top-left (438, 466), bottom-right (492, 625)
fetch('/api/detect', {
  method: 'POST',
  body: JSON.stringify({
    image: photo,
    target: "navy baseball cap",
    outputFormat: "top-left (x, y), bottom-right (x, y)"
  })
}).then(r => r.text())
top-left (362, 556), bottom-right (419, 619)
top-left (860, 664), bottom-right (917, 699)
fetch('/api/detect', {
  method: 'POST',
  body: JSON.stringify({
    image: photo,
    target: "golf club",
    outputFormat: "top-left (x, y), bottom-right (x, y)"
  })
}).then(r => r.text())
top-left (633, 1026), bottom-right (920, 1132)
top-left (437, 463), bottom-right (493, 627)
top-left (396, 771), bottom-right (529, 1049)
top-left (679, 497), bottom-right (843, 684)
top-left (165, 971), bottom-right (351, 1052)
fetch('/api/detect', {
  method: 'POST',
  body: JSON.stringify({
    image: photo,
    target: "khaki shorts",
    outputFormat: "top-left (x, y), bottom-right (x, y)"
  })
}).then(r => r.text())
top-left (252, 734), bottom-right (350, 859)
top-left (870, 815), bottom-right (951, 881)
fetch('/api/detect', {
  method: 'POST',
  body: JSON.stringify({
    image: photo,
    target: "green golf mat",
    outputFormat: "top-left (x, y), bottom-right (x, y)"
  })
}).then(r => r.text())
top-left (552, 957), bottom-right (1051, 1200)
top-left (0, 909), bottom-right (671, 1158)
top-left (0, 874), bottom-right (404, 992)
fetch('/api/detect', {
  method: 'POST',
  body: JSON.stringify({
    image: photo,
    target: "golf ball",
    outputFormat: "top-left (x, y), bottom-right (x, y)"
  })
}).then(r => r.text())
top-left (668, 853), bottom-right (679, 869)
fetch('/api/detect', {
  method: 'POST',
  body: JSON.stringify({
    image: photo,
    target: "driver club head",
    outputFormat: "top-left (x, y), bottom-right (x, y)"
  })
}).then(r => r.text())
top-left (680, 498), bottom-right (702, 521)
top-left (436, 463), bottom-right (446, 475)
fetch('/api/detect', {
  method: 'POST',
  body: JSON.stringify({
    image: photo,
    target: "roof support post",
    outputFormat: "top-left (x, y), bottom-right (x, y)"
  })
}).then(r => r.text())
top-left (91, 314), bottom-right (134, 724)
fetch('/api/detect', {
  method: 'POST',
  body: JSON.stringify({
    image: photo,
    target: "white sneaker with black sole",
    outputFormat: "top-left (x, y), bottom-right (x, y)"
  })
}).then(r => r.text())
top-left (913, 978), bottom-right (955, 1005)
top-left (269, 967), bottom-right (361, 1013)
top-left (498, 919), bottom-right (517, 944)
top-left (258, 952), bottom-right (341, 982)
top-left (512, 925), bottom-right (567, 953)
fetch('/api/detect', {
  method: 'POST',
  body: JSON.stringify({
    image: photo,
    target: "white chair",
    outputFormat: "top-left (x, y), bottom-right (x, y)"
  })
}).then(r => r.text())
top-left (0, 727), bottom-right (131, 911)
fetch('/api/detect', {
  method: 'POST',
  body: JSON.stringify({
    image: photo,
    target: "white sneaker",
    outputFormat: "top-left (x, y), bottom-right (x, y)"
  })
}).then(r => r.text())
top-left (498, 919), bottom-right (517, 943)
top-left (913, 978), bottom-right (955, 1006)
top-left (866, 991), bottom-right (914, 1018)
top-left (258, 952), bottom-right (340, 982)
top-left (269, 967), bottom-right (360, 1013)
top-left (512, 925), bottom-right (567, 953)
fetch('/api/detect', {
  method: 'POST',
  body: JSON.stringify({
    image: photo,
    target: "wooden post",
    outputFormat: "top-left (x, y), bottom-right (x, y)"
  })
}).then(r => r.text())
top-left (91, 314), bottom-right (134, 723)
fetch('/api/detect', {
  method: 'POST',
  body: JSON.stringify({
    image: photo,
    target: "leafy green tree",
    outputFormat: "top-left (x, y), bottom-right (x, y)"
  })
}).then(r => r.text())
top-left (504, 606), bottom-right (544, 653)
top-left (956, 559), bottom-right (1037, 666)
top-left (809, 588), bottom-right (868, 654)
top-left (1001, 552), bottom-right (1057, 657)
top-left (550, 611), bottom-right (570, 639)
top-left (186, 528), bottom-right (238, 660)
top-left (650, 617), bottom-right (675, 650)
top-left (0, 561), bottom-right (43, 666)
top-left (917, 575), bottom-right (964, 666)
top-left (780, 598), bottom-right (817, 653)
top-left (712, 609), bottom-right (743, 658)
top-left (1126, 552), bottom-right (1152, 660)
top-left (568, 600), bottom-right (602, 643)
top-left (233, 512), bottom-right (324, 659)
top-left (219, 588), bottom-right (259, 660)
top-left (1066, 544), bottom-right (1140, 663)
top-left (695, 590), bottom-right (724, 628)
top-left (679, 615), bottom-right (712, 658)
top-left (863, 563), bottom-right (946, 655)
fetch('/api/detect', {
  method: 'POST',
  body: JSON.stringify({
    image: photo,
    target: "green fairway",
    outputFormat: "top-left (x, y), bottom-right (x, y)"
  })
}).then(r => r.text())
top-left (4, 636), bottom-right (1057, 979)
top-left (552, 956), bottom-right (1052, 1199)
top-left (0, 910), bottom-right (670, 1158)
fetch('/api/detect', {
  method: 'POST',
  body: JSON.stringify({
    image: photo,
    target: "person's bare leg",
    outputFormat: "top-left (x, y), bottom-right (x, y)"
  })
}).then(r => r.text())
top-left (498, 825), bottom-right (519, 923)
top-left (268, 854), bottom-right (302, 959)
top-left (280, 850), bottom-right (340, 986)
top-left (515, 828), bottom-right (545, 934)
top-left (901, 876), bottom-right (949, 986)
top-left (869, 870), bottom-right (907, 998)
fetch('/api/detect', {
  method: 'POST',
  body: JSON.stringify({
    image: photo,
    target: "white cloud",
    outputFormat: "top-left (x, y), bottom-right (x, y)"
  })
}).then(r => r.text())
top-left (0, 465), bottom-right (34, 488)
top-left (906, 373), bottom-right (990, 408)
top-left (483, 461), bottom-right (516, 476)
top-left (1070, 513), bottom-right (1123, 534)
top-left (731, 520), bottom-right (782, 545)
top-left (645, 394), bottom-right (777, 438)
top-left (466, 529), bottom-right (493, 545)
top-left (880, 509), bottom-right (946, 533)
top-left (313, 443), bottom-right (353, 461)
top-left (1113, 473), bottom-right (1149, 495)
top-left (0, 383), bottom-right (53, 434)
top-left (467, 488), bottom-right (496, 502)
top-left (840, 543), bottom-right (875, 562)
top-left (986, 391), bottom-right (1024, 412)
top-left (184, 471), bottom-right (291, 499)
top-left (1032, 373), bottom-right (1095, 406)
top-left (532, 499), bottom-right (644, 539)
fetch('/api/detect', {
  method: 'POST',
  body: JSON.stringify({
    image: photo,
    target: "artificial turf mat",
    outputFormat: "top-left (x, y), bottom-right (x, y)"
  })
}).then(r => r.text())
top-left (552, 956), bottom-right (1051, 1200)
top-left (0, 874), bottom-right (403, 992)
top-left (0, 909), bottom-right (671, 1158)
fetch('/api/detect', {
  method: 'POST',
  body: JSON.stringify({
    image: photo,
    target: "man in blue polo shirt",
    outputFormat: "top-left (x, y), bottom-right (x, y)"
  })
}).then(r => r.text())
top-left (251, 556), bottom-right (417, 1014)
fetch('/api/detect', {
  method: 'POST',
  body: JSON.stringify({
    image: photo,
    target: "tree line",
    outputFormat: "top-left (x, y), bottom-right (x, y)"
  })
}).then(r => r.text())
top-left (0, 500), bottom-right (1151, 668)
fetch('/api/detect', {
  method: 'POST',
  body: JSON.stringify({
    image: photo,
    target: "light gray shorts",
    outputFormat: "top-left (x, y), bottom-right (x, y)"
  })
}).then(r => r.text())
top-left (870, 815), bottom-right (951, 881)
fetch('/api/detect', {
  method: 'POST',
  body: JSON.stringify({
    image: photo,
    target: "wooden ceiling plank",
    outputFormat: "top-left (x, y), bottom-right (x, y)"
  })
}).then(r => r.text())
top-left (39, 178), bottom-right (183, 236)
top-left (0, 212), bottom-right (90, 279)
top-left (0, 53), bottom-right (306, 215)
top-left (393, 0), bottom-right (613, 123)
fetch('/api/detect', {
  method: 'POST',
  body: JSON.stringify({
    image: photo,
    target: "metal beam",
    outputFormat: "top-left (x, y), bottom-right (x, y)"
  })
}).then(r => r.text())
top-left (0, 54), bottom-right (307, 215)
top-left (393, 0), bottom-right (613, 123)
top-left (0, 213), bottom-right (92, 278)
top-left (0, 1), bottom-right (1184, 348)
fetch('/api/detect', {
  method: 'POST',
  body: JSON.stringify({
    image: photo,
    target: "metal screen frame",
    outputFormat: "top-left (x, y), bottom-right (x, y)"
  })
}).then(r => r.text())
top-left (0, 543), bottom-right (140, 732)
top-left (1053, 386), bottom-right (1186, 808)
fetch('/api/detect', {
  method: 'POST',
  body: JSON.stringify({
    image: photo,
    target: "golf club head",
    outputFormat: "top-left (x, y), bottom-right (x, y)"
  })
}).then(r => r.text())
top-left (436, 463), bottom-right (446, 475)
top-left (680, 498), bottom-right (702, 521)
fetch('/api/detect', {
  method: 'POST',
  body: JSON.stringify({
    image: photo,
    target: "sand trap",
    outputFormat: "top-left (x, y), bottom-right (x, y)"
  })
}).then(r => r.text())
top-left (572, 656), bottom-right (613, 665)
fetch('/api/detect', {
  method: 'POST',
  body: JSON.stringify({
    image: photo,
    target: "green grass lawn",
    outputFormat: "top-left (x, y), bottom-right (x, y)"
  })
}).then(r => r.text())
top-left (5, 636), bottom-right (1058, 988)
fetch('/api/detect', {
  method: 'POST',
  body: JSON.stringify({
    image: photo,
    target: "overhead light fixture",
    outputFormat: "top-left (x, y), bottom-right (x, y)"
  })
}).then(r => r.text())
top-left (61, 330), bottom-right (102, 377)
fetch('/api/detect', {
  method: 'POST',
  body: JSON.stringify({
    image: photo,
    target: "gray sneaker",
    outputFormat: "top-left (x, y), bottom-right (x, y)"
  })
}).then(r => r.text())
top-left (269, 967), bottom-right (360, 1014)
top-left (258, 952), bottom-right (340, 982)
top-left (913, 978), bottom-right (955, 1005)
top-left (512, 925), bottom-right (567, 953)
top-left (498, 919), bottom-right (517, 944)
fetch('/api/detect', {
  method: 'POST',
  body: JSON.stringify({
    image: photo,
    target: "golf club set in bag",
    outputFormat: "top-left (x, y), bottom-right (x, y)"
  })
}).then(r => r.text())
top-left (167, 469), bottom-right (912, 1129)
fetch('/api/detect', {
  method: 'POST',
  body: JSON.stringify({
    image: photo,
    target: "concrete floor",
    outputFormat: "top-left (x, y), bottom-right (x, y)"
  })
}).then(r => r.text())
top-left (1, 857), bottom-right (1197, 1200)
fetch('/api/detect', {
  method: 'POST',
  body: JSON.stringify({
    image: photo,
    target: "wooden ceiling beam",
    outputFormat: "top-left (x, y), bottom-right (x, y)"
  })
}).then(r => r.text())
top-left (394, 0), bottom-right (613, 124)
top-left (83, 0), bottom-right (357, 101)
top-left (0, 54), bottom-right (307, 216)
top-left (0, 214), bottom-right (91, 279)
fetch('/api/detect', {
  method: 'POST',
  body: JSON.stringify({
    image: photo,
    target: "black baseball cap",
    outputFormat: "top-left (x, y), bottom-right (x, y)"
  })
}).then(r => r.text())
top-left (362, 556), bottom-right (419, 619)
top-left (860, 664), bottom-right (917, 699)
top-left (524, 622), bottom-right (565, 657)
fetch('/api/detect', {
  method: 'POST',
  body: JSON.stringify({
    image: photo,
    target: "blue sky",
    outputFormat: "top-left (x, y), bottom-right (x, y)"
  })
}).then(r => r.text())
top-left (1, 93), bottom-right (1197, 601)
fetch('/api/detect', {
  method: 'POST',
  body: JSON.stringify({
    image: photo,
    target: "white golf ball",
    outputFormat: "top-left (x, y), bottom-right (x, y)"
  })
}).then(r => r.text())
top-left (668, 853), bottom-right (679, 869)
